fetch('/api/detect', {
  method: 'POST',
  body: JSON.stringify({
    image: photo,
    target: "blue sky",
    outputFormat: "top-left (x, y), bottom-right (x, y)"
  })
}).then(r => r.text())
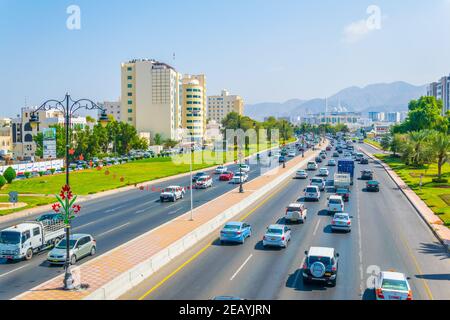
top-left (1, 0), bottom-right (449, 116)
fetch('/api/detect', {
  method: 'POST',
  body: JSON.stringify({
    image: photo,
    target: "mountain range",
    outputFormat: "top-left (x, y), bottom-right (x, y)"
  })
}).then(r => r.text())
top-left (244, 81), bottom-right (427, 121)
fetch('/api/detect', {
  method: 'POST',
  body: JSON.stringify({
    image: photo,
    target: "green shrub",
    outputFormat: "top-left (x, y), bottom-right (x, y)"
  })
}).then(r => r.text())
top-left (3, 167), bottom-right (16, 184)
top-left (432, 178), bottom-right (448, 184)
top-left (38, 171), bottom-right (45, 177)
top-left (0, 175), bottom-right (6, 188)
top-left (50, 168), bottom-right (56, 175)
top-left (24, 172), bottom-right (31, 179)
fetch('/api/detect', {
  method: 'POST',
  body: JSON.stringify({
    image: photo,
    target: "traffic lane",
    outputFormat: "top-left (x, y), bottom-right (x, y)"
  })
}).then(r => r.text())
top-left (358, 145), bottom-right (450, 299)
top-left (137, 152), bottom-right (339, 300)
top-left (0, 149), bottom-right (303, 299)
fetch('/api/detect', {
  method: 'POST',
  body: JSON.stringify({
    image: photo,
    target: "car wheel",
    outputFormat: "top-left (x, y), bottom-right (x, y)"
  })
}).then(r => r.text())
top-left (25, 248), bottom-right (33, 261)
top-left (70, 255), bottom-right (77, 265)
top-left (90, 246), bottom-right (96, 256)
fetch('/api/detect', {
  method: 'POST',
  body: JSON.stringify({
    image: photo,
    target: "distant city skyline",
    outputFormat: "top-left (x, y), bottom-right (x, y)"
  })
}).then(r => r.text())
top-left (1, 0), bottom-right (450, 116)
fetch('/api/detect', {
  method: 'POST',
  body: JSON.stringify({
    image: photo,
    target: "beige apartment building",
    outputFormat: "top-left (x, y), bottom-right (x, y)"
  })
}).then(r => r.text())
top-left (207, 89), bottom-right (244, 124)
top-left (121, 59), bottom-right (182, 141)
top-left (182, 74), bottom-right (207, 142)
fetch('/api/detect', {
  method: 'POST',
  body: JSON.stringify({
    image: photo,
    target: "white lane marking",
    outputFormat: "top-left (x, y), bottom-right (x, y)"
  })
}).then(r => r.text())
top-left (135, 209), bottom-right (146, 214)
top-left (230, 254), bottom-right (253, 281)
top-left (96, 223), bottom-right (130, 238)
top-left (0, 265), bottom-right (28, 278)
top-left (168, 208), bottom-right (183, 215)
top-left (312, 220), bottom-right (321, 236)
top-left (73, 220), bottom-right (98, 231)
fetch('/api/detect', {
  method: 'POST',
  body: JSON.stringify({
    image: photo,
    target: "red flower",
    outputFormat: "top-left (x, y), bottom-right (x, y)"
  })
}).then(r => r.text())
top-left (59, 185), bottom-right (73, 200)
top-left (52, 203), bottom-right (61, 213)
top-left (72, 204), bottom-right (81, 214)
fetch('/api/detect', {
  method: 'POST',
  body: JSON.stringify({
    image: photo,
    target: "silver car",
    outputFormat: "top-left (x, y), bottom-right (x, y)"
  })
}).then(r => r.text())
top-left (47, 234), bottom-right (96, 265)
top-left (331, 213), bottom-right (351, 232)
top-left (263, 224), bottom-right (291, 248)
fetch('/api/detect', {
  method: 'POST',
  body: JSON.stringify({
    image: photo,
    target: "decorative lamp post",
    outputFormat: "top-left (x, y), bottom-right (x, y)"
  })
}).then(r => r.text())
top-left (30, 94), bottom-right (109, 290)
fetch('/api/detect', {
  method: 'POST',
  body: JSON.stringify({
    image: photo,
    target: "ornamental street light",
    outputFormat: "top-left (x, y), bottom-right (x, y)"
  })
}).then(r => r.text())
top-left (29, 93), bottom-right (109, 290)
top-left (237, 116), bottom-right (244, 193)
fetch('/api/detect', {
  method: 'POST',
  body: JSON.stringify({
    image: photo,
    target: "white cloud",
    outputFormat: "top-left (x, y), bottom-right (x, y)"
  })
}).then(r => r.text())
top-left (342, 19), bottom-right (372, 43)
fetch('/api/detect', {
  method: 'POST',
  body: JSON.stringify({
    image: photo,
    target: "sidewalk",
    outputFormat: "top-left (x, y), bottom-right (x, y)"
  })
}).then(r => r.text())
top-left (14, 144), bottom-right (323, 300)
top-left (361, 145), bottom-right (450, 252)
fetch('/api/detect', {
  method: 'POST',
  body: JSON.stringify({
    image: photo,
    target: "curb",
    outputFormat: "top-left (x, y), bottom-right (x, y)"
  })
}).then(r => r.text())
top-left (361, 145), bottom-right (450, 252)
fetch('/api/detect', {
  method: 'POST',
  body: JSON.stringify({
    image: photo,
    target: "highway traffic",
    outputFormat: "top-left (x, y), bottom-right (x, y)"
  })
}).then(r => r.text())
top-left (124, 142), bottom-right (450, 300)
top-left (0, 146), bottom-right (300, 299)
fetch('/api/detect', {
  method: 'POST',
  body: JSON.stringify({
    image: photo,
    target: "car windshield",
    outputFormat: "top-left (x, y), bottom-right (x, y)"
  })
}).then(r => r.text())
top-left (56, 239), bottom-right (77, 249)
top-left (329, 199), bottom-right (342, 204)
top-left (312, 179), bottom-right (322, 183)
top-left (223, 172), bottom-right (232, 175)
top-left (306, 187), bottom-right (317, 193)
top-left (0, 231), bottom-right (21, 245)
top-left (223, 224), bottom-right (240, 231)
top-left (334, 214), bottom-right (348, 220)
top-left (164, 188), bottom-right (175, 192)
top-left (308, 256), bottom-right (331, 265)
top-left (381, 279), bottom-right (408, 291)
top-left (267, 228), bottom-right (283, 235)
top-left (287, 207), bottom-right (301, 212)
top-left (336, 189), bottom-right (348, 194)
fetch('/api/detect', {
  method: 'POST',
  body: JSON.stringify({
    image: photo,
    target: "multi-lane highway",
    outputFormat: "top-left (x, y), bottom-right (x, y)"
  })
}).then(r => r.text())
top-left (0, 146), bottom-right (300, 300)
top-left (125, 143), bottom-right (450, 300)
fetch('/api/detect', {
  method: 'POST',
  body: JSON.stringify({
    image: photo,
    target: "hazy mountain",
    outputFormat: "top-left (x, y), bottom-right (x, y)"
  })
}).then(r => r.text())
top-left (244, 81), bottom-right (427, 120)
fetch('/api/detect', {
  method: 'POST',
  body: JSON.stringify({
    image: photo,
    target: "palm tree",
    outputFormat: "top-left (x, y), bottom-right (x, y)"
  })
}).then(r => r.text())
top-left (404, 130), bottom-right (432, 166)
top-left (430, 132), bottom-right (450, 179)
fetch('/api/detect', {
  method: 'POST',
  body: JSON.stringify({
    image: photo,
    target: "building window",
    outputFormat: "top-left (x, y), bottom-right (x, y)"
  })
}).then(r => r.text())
top-left (128, 92), bottom-right (132, 97)
top-left (24, 123), bottom-right (32, 132)
top-left (128, 109), bottom-right (133, 113)
top-left (24, 134), bottom-right (33, 142)
top-left (128, 100), bottom-right (132, 105)
top-left (127, 84), bottom-right (132, 88)
top-left (127, 67), bottom-right (132, 71)
top-left (128, 117), bottom-right (133, 122)
top-left (127, 76), bottom-right (132, 80)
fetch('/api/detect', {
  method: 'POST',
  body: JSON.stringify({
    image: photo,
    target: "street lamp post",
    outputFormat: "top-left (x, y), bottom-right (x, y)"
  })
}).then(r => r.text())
top-left (29, 93), bottom-right (109, 290)
top-left (282, 122), bottom-right (286, 169)
top-left (237, 116), bottom-right (244, 193)
top-left (189, 134), bottom-right (194, 221)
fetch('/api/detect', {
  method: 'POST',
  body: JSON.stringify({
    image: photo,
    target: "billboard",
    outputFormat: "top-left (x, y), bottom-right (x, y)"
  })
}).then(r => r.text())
top-left (43, 128), bottom-right (57, 159)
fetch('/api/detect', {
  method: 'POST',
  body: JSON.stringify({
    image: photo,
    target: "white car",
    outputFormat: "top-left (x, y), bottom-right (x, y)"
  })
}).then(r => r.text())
top-left (238, 164), bottom-right (250, 173)
top-left (304, 185), bottom-right (321, 201)
top-left (331, 212), bottom-right (351, 232)
top-left (160, 186), bottom-right (185, 202)
top-left (288, 151), bottom-right (296, 157)
top-left (195, 176), bottom-right (213, 189)
top-left (296, 170), bottom-right (308, 179)
top-left (285, 203), bottom-right (308, 224)
top-left (263, 224), bottom-right (291, 248)
top-left (327, 159), bottom-right (337, 166)
top-left (215, 166), bottom-right (228, 174)
top-left (231, 172), bottom-right (248, 184)
top-left (307, 161), bottom-right (318, 171)
top-left (375, 271), bottom-right (412, 300)
top-left (327, 195), bottom-right (344, 213)
top-left (310, 177), bottom-right (325, 191)
top-left (318, 168), bottom-right (329, 177)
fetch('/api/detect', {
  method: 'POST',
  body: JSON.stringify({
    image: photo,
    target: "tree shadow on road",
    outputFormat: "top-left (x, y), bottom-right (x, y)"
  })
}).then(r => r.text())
top-left (362, 288), bottom-right (376, 300)
top-left (418, 242), bottom-right (449, 260)
top-left (415, 273), bottom-right (450, 281)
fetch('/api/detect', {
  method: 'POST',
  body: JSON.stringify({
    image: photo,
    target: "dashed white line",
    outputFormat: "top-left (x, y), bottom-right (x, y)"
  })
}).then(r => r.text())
top-left (0, 265), bottom-right (28, 278)
top-left (96, 223), bottom-right (130, 238)
top-left (230, 254), bottom-right (253, 281)
top-left (312, 220), bottom-right (321, 236)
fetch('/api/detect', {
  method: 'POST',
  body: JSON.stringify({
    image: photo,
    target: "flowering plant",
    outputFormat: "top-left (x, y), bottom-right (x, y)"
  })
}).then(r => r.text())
top-left (52, 184), bottom-right (81, 225)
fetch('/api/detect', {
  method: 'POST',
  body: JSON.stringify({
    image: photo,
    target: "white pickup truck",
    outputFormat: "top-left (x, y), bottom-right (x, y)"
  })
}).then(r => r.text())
top-left (0, 220), bottom-right (65, 261)
top-left (334, 173), bottom-right (351, 190)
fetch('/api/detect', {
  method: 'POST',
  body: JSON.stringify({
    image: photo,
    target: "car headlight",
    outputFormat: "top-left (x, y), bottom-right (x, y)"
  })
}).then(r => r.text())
top-left (14, 249), bottom-right (20, 254)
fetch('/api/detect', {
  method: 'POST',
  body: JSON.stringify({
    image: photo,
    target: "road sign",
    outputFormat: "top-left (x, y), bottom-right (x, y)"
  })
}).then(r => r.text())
top-left (43, 128), bottom-right (57, 159)
top-left (9, 191), bottom-right (18, 204)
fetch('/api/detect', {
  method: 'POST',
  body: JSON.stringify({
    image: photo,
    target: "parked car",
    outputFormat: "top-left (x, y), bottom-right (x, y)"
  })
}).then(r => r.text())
top-left (361, 169), bottom-right (374, 180)
top-left (307, 161), bottom-right (318, 171)
top-left (331, 213), bottom-right (351, 233)
top-left (285, 203), bottom-right (308, 224)
top-left (47, 234), bottom-right (96, 265)
top-left (295, 170), bottom-right (308, 179)
top-left (318, 168), bottom-right (329, 177)
top-left (215, 166), bottom-right (228, 174)
top-left (195, 176), bottom-right (213, 189)
top-left (302, 247), bottom-right (339, 287)
top-left (160, 186), bottom-right (185, 202)
top-left (304, 185), bottom-right (321, 201)
top-left (219, 171), bottom-right (234, 181)
top-left (335, 188), bottom-right (350, 202)
top-left (310, 177), bottom-right (325, 191)
top-left (262, 224), bottom-right (291, 248)
top-left (219, 222), bottom-right (251, 244)
top-left (327, 195), bottom-right (344, 214)
top-left (366, 180), bottom-right (380, 192)
top-left (374, 271), bottom-right (412, 300)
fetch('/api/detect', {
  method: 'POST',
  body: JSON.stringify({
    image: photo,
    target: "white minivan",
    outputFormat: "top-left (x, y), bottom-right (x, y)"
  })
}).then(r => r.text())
top-left (304, 185), bottom-right (321, 201)
top-left (327, 195), bottom-right (344, 213)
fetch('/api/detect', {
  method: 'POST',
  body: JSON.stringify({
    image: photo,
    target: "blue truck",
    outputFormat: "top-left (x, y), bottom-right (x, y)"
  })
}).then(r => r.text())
top-left (337, 159), bottom-right (355, 185)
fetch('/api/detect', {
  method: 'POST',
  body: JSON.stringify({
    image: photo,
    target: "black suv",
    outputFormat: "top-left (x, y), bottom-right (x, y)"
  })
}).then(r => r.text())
top-left (360, 169), bottom-right (373, 180)
top-left (360, 158), bottom-right (369, 165)
top-left (302, 247), bottom-right (339, 287)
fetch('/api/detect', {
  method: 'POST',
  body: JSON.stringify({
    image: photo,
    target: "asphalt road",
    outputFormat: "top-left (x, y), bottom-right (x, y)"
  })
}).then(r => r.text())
top-left (0, 145), bottom-right (300, 300)
top-left (126, 143), bottom-right (450, 300)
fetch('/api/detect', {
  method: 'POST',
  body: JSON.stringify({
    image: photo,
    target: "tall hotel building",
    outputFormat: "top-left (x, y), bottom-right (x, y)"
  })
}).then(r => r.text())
top-left (207, 89), bottom-right (244, 124)
top-left (181, 74), bottom-right (207, 142)
top-left (121, 59), bottom-right (182, 141)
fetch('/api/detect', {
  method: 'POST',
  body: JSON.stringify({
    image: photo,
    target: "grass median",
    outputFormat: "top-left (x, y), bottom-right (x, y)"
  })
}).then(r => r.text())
top-left (364, 139), bottom-right (383, 150)
top-left (374, 154), bottom-right (450, 227)
top-left (0, 196), bottom-right (56, 217)
top-left (0, 140), bottom-right (291, 199)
